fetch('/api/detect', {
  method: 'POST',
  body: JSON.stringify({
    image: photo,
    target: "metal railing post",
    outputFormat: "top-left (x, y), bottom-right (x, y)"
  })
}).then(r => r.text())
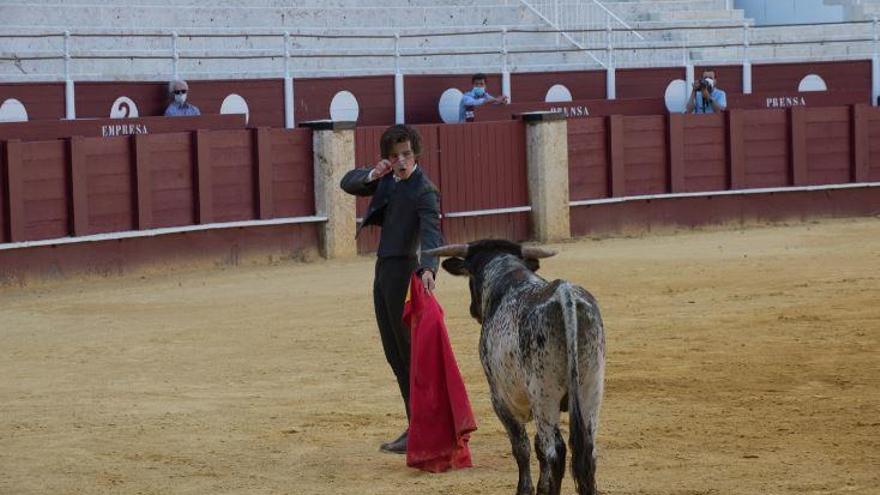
top-left (873, 17), bottom-right (879, 106)
top-left (684, 34), bottom-right (694, 103)
top-left (742, 22), bottom-right (752, 95)
top-left (64, 30), bottom-right (75, 119)
top-left (606, 16), bottom-right (615, 99)
top-left (501, 27), bottom-right (511, 101)
top-left (284, 31), bottom-right (295, 128)
top-left (394, 33), bottom-right (405, 124)
top-left (171, 31), bottom-right (179, 80)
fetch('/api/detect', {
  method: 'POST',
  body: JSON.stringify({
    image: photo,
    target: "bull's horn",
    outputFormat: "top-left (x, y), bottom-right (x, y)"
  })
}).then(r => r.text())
top-left (521, 246), bottom-right (557, 259)
top-left (422, 244), bottom-right (469, 258)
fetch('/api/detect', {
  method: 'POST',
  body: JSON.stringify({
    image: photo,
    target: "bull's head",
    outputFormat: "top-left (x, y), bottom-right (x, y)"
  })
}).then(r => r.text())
top-left (424, 239), bottom-right (556, 323)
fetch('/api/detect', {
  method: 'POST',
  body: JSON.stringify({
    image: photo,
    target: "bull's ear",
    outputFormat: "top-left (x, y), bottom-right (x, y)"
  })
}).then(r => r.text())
top-left (441, 257), bottom-right (469, 276)
top-left (525, 258), bottom-right (541, 272)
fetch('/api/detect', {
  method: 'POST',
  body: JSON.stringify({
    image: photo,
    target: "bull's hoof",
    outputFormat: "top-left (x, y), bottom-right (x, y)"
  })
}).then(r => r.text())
top-left (379, 430), bottom-right (408, 454)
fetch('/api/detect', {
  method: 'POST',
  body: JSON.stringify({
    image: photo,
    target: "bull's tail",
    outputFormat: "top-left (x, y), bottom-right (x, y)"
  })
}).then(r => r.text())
top-left (558, 283), bottom-right (601, 495)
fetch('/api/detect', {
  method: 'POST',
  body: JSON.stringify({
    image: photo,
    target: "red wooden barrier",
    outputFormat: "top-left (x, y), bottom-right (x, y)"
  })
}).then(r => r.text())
top-left (742, 109), bottom-right (790, 188)
top-left (622, 115), bottom-right (668, 196)
top-left (568, 118), bottom-right (609, 201)
top-left (0, 114), bottom-right (246, 142)
top-left (680, 113), bottom-right (727, 192)
top-left (727, 89), bottom-right (870, 110)
top-left (0, 82), bottom-right (66, 121)
top-left (804, 106), bottom-right (852, 185)
top-left (0, 127), bottom-right (313, 247)
top-left (752, 61), bottom-right (870, 94)
top-left (439, 120), bottom-right (529, 244)
top-left (474, 97), bottom-right (668, 122)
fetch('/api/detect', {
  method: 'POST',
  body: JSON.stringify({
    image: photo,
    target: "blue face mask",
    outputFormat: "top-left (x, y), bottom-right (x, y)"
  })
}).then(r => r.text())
top-left (472, 86), bottom-right (485, 97)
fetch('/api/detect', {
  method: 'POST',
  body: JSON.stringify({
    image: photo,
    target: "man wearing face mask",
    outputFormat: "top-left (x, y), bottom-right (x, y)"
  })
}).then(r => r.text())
top-left (340, 125), bottom-right (443, 455)
top-left (164, 79), bottom-right (201, 117)
top-left (458, 73), bottom-right (509, 122)
top-left (686, 69), bottom-right (727, 114)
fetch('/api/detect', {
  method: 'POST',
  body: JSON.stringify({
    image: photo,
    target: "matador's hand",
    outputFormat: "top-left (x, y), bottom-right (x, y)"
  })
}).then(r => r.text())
top-left (421, 270), bottom-right (436, 293)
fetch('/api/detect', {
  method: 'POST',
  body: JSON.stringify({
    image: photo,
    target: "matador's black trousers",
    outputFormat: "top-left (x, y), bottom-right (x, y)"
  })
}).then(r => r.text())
top-left (373, 256), bottom-right (418, 420)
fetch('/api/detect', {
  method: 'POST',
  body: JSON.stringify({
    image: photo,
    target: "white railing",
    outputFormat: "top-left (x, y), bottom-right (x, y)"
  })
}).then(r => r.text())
top-left (519, 0), bottom-right (645, 65)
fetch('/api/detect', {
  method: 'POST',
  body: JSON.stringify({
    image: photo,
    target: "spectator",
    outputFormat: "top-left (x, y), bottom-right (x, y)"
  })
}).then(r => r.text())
top-left (686, 69), bottom-right (727, 114)
top-left (164, 79), bottom-right (200, 117)
top-left (459, 73), bottom-right (509, 122)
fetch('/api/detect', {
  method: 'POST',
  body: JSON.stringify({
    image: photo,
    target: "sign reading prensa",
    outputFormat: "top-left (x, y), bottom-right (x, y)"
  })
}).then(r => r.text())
top-left (765, 96), bottom-right (808, 108)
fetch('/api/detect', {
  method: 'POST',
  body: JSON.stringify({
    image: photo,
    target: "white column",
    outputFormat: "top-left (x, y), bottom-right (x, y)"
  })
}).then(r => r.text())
top-left (394, 73), bottom-right (405, 124)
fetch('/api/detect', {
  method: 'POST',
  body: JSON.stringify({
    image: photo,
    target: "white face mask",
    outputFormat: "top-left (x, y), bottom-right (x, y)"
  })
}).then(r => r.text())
top-left (703, 78), bottom-right (715, 90)
top-left (174, 93), bottom-right (187, 104)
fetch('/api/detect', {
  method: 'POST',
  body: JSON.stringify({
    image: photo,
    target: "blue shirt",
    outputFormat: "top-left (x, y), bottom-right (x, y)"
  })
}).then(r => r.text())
top-left (690, 88), bottom-right (727, 114)
top-left (164, 102), bottom-right (201, 117)
top-left (459, 89), bottom-right (495, 122)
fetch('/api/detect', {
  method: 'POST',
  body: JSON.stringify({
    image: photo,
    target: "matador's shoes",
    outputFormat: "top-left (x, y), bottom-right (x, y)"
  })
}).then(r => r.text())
top-left (379, 429), bottom-right (408, 454)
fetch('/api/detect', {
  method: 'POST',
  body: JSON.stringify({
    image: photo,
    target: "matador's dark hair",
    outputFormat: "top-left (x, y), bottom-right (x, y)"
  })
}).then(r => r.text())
top-left (380, 124), bottom-right (422, 159)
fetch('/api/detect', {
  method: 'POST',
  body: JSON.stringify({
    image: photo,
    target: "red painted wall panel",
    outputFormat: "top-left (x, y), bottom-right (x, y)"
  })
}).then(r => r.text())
top-left (0, 141), bottom-right (6, 243)
top-left (438, 120), bottom-right (527, 212)
top-left (752, 61), bottom-right (871, 94)
top-left (269, 128), bottom-right (314, 218)
top-left (76, 79), bottom-right (283, 125)
top-left (189, 79), bottom-right (284, 128)
top-left (0, 83), bottom-right (66, 121)
top-left (869, 114), bottom-right (880, 182)
top-left (622, 115), bottom-right (668, 195)
top-left (804, 106), bottom-right (851, 185)
top-left (84, 137), bottom-right (134, 234)
top-left (208, 130), bottom-right (255, 223)
top-left (568, 118), bottom-right (609, 200)
top-left (616, 67), bottom-right (684, 100)
top-left (405, 74), bottom-right (503, 124)
top-left (682, 114), bottom-right (727, 192)
top-left (20, 140), bottom-right (69, 241)
top-left (511, 70), bottom-right (606, 103)
top-left (147, 132), bottom-right (195, 228)
top-left (742, 110), bottom-right (790, 188)
top-left (295, 76), bottom-right (395, 127)
top-left (76, 82), bottom-right (167, 119)
top-left (442, 213), bottom-right (530, 245)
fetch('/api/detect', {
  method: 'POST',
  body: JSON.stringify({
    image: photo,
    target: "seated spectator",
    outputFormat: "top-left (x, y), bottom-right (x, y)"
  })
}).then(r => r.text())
top-left (686, 69), bottom-right (727, 114)
top-left (459, 73), bottom-right (509, 122)
top-left (164, 79), bottom-right (200, 117)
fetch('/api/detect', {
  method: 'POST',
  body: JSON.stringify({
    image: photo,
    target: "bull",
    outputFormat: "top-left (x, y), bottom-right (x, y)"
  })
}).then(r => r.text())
top-left (424, 240), bottom-right (605, 495)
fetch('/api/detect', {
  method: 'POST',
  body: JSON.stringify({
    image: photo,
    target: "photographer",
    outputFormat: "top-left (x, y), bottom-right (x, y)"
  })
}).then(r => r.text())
top-left (686, 70), bottom-right (727, 114)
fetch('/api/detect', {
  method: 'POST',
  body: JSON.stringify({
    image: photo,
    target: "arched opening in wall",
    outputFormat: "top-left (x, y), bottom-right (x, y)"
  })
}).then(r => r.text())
top-left (438, 88), bottom-right (463, 124)
top-left (798, 74), bottom-right (828, 92)
top-left (221, 94), bottom-right (250, 124)
top-left (329, 91), bottom-right (360, 122)
top-left (110, 96), bottom-right (139, 119)
top-left (664, 79), bottom-right (689, 113)
top-left (0, 98), bottom-right (29, 122)
top-left (545, 84), bottom-right (573, 103)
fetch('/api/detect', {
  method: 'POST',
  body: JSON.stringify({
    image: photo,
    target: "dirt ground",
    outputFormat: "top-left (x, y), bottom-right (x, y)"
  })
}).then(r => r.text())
top-left (1, 217), bottom-right (878, 495)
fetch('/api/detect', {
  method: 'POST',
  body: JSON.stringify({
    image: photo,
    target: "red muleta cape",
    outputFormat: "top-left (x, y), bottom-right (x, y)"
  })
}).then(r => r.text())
top-left (403, 274), bottom-right (478, 473)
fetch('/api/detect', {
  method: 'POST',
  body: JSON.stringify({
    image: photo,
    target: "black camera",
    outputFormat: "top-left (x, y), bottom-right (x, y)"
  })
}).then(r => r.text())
top-left (696, 78), bottom-right (714, 92)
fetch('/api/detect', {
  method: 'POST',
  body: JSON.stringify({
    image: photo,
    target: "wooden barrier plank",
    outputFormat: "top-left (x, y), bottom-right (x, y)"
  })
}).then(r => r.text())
top-left (608, 115), bottom-right (626, 197)
top-left (4, 140), bottom-right (24, 242)
top-left (790, 107), bottom-right (808, 186)
top-left (853, 104), bottom-right (870, 182)
top-left (69, 136), bottom-right (89, 236)
top-left (255, 127), bottom-right (273, 220)
top-left (728, 110), bottom-right (746, 189)
top-left (194, 130), bottom-right (213, 224)
top-left (668, 114), bottom-right (685, 192)
top-left (134, 134), bottom-right (152, 230)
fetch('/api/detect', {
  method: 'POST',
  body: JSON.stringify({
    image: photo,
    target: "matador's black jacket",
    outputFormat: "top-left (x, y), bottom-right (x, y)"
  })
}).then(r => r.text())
top-left (340, 166), bottom-right (443, 273)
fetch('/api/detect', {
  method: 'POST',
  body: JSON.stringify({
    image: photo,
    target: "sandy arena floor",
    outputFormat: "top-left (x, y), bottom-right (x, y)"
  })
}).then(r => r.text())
top-left (1, 217), bottom-right (879, 495)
